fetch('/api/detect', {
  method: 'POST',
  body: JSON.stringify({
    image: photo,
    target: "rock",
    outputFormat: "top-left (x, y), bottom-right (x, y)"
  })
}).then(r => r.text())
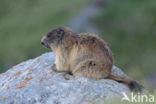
top-left (0, 52), bottom-right (131, 104)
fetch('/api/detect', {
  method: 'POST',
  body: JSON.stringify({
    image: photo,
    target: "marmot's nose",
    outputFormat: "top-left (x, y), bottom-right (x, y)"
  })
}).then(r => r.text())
top-left (41, 41), bottom-right (45, 46)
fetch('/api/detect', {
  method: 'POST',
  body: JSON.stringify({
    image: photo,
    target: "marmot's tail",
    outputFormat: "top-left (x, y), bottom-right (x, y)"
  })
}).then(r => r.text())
top-left (107, 74), bottom-right (143, 92)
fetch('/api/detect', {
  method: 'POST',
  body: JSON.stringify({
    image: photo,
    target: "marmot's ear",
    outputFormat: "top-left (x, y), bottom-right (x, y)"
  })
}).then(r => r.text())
top-left (56, 27), bottom-right (65, 41)
top-left (57, 27), bottom-right (65, 36)
top-left (57, 28), bottom-right (65, 35)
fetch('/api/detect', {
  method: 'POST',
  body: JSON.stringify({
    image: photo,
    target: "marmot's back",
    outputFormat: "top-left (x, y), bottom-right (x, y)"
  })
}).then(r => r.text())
top-left (72, 33), bottom-right (113, 64)
top-left (68, 33), bottom-right (113, 79)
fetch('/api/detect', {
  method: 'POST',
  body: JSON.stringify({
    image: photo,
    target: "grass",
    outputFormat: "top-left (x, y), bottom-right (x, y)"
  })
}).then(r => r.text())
top-left (94, 0), bottom-right (156, 80)
top-left (0, 0), bottom-right (88, 72)
top-left (93, 0), bottom-right (156, 92)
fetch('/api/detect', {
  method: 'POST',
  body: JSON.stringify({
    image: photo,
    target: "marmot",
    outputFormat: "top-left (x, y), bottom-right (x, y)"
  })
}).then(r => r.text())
top-left (41, 27), bottom-right (142, 92)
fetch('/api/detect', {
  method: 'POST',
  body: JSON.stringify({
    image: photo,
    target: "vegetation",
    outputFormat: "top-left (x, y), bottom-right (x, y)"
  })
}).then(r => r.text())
top-left (95, 0), bottom-right (156, 81)
top-left (0, 0), bottom-right (88, 72)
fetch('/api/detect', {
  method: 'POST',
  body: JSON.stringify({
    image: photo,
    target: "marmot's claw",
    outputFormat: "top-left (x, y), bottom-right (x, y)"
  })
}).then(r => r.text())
top-left (64, 73), bottom-right (73, 80)
top-left (51, 64), bottom-right (57, 72)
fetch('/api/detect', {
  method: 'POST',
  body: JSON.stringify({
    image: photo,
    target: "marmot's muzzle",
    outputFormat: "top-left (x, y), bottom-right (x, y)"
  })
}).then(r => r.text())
top-left (41, 41), bottom-right (50, 49)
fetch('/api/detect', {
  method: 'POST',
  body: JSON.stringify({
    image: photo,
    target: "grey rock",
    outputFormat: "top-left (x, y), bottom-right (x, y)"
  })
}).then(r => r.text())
top-left (0, 52), bottom-right (131, 104)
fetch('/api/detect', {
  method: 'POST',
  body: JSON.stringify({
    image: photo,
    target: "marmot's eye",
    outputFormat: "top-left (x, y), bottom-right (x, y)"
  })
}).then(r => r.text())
top-left (47, 34), bottom-right (51, 38)
top-left (57, 35), bottom-right (60, 38)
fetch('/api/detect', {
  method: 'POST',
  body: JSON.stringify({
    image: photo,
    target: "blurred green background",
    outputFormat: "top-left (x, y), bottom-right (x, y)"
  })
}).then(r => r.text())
top-left (0, 0), bottom-right (88, 72)
top-left (0, 0), bottom-right (155, 91)
top-left (94, 0), bottom-right (156, 91)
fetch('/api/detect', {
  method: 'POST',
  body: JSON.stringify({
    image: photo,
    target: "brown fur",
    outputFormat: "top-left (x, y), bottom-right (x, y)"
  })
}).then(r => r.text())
top-left (41, 27), bottom-right (143, 92)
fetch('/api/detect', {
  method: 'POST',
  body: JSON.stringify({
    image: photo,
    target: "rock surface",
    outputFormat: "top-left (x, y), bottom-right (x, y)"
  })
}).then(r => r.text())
top-left (0, 52), bottom-right (131, 104)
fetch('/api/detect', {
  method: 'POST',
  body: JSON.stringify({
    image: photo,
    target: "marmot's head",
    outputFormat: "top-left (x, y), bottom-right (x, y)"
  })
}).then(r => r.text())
top-left (41, 27), bottom-right (72, 49)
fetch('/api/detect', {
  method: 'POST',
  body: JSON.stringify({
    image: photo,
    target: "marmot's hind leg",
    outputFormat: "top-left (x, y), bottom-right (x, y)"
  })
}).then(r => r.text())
top-left (72, 60), bottom-right (110, 79)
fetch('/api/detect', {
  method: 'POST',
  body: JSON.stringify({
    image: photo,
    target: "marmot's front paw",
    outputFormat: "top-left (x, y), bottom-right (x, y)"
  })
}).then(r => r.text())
top-left (51, 64), bottom-right (57, 72)
top-left (64, 73), bottom-right (74, 80)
